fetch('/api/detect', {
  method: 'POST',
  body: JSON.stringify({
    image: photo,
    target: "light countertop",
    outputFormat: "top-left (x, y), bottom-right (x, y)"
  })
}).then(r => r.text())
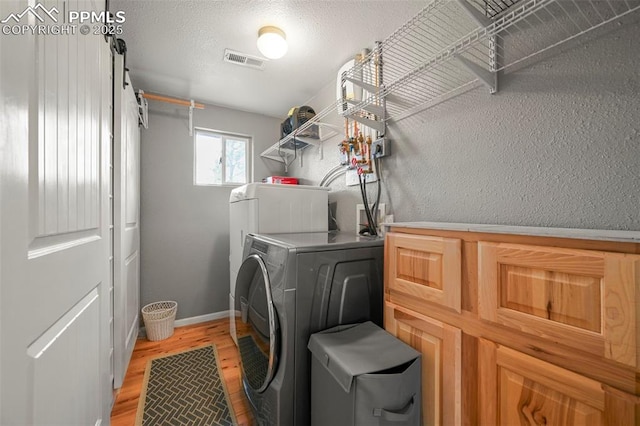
top-left (385, 221), bottom-right (640, 243)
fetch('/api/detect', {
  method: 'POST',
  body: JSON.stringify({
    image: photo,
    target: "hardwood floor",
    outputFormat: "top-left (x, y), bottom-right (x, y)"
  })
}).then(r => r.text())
top-left (110, 318), bottom-right (255, 425)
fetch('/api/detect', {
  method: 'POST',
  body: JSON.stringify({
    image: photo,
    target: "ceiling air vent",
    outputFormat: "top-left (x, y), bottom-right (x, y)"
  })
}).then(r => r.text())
top-left (223, 49), bottom-right (266, 70)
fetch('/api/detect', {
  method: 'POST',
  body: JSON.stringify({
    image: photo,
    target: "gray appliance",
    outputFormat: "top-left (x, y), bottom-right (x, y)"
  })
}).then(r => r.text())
top-left (233, 232), bottom-right (384, 426)
top-left (308, 321), bottom-right (421, 426)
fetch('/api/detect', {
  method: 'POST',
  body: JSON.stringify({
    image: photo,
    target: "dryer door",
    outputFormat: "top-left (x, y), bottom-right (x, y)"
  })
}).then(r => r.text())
top-left (234, 254), bottom-right (279, 393)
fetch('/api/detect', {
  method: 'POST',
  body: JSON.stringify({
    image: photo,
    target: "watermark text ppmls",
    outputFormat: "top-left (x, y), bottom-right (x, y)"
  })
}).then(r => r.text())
top-left (1, 2), bottom-right (125, 36)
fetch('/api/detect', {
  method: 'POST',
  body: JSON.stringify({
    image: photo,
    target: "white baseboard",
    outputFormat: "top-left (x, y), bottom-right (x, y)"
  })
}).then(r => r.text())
top-left (140, 310), bottom-right (236, 337)
top-left (174, 310), bottom-right (232, 327)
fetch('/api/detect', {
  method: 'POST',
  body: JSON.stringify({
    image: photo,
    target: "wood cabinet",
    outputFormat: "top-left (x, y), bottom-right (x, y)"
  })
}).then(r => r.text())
top-left (384, 225), bottom-right (640, 425)
top-left (478, 339), bottom-right (638, 425)
top-left (385, 303), bottom-right (461, 426)
top-left (386, 232), bottom-right (462, 313)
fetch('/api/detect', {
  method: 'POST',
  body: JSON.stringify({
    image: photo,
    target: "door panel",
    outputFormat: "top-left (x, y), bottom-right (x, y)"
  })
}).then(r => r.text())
top-left (113, 51), bottom-right (141, 389)
top-left (29, 289), bottom-right (102, 425)
top-left (0, 0), bottom-right (111, 423)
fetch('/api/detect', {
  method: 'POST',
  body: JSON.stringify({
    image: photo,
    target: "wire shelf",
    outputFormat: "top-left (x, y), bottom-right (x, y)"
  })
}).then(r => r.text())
top-left (346, 0), bottom-right (640, 120)
top-left (259, 103), bottom-right (341, 166)
top-left (490, 0), bottom-right (640, 72)
top-left (467, 0), bottom-right (520, 18)
top-left (262, 0), bottom-right (640, 163)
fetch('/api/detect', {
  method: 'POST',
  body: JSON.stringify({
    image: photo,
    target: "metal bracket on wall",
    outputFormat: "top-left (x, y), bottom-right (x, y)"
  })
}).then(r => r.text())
top-left (140, 92), bottom-right (205, 135)
top-left (189, 100), bottom-right (194, 136)
top-left (342, 77), bottom-right (386, 134)
top-left (453, 54), bottom-right (497, 94)
top-left (455, 0), bottom-right (497, 94)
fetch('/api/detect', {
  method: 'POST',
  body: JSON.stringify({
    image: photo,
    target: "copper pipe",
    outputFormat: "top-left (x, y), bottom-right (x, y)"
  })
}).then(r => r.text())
top-left (142, 92), bottom-right (205, 109)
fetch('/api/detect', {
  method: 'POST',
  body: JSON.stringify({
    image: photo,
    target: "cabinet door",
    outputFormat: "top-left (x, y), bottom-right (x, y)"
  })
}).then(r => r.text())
top-left (386, 232), bottom-right (462, 313)
top-left (478, 340), bottom-right (638, 425)
top-left (478, 242), bottom-right (640, 367)
top-left (385, 302), bottom-right (461, 426)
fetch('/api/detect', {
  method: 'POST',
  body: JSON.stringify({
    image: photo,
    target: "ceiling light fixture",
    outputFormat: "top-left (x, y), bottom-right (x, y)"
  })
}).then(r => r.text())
top-left (257, 26), bottom-right (288, 60)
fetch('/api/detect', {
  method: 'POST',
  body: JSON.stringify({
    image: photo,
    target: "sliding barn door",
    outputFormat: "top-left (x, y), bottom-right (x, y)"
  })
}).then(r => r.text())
top-left (113, 50), bottom-right (141, 389)
top-left (0, 0), bottom-right (112, 424)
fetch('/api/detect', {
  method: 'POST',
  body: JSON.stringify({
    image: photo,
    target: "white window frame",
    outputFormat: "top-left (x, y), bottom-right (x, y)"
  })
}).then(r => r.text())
top-left (193, 127), bottom-right (252, 186)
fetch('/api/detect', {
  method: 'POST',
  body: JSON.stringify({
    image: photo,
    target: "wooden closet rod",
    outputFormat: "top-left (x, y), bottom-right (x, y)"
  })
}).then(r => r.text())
top-left (142, 92), bottom-right (205, 109)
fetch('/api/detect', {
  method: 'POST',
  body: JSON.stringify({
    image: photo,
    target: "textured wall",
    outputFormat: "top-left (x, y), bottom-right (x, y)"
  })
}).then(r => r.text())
top-left (140, 103), bottom-right (282, 319)
top-left (289, 20), bottom-right (640, 232)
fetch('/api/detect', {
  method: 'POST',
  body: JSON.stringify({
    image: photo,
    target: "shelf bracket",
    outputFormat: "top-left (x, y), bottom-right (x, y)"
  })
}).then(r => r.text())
top-left (343, 77), bottom-right (380, 96)
top-left (344, 99), bottom-right (385, 118)
top-left (455, 0), bottom-right (493, 27)
top-left (345, 113), bottom-right (385, 134)
top-left (188, 100), bottom-right (194, 136)
top-left (453, 55), bottom-right (497, 94)
top-left (278, 142), bottom-right (295, 173)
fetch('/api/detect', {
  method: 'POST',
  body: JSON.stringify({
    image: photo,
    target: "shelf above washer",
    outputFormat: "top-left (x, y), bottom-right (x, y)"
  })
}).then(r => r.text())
top-left (343, 0), bottom-right (640, 122)
top-left (260, 119), bottom-right (340, 165)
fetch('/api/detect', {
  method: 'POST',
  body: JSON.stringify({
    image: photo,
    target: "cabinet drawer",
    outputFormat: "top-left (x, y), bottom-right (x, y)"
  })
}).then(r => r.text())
top-left (478, 242), bottom-right (640, 367)
top-left (479, 340), bottom-right (639, 425)
top-left (386, 232), bottom-right (462, 313)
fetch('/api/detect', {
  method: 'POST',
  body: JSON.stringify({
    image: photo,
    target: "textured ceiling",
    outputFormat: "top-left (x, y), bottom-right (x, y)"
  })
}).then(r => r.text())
top-left (109, 1), bottom-right (426, 118)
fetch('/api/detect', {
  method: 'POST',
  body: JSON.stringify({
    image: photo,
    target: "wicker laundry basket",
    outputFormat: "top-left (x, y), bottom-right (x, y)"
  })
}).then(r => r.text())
top-left (142, 301), bottom-right (178, 341)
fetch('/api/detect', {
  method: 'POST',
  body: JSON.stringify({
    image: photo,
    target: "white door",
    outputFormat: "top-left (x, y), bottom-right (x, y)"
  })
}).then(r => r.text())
top-left (0, 0), bottom-right (112, 424)
top-left (113, 51), bottom-right (141, 389)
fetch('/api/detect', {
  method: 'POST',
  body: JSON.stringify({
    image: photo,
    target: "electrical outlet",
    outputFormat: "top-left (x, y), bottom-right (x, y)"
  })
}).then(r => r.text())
top-left (371, 137), bottom-right (390, 158)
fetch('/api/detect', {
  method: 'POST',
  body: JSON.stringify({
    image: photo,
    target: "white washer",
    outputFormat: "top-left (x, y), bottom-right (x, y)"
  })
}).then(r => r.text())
top-left (229, 183), bottom-right (328, 344)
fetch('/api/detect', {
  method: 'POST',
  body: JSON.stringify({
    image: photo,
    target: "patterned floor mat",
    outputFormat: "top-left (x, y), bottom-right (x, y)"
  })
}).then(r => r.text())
top-left (135, 345), bottom-right (236, 426)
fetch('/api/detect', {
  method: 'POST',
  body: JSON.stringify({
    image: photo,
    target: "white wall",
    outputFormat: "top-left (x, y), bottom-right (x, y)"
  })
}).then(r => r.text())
top-left (289, 19), bottom-right (640, 232)
top-left (140, 102), bottom-right (282, 319)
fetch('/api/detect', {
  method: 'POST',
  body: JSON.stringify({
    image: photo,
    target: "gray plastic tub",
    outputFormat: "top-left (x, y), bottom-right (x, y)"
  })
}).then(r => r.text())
top-left (308, 321), bottom-right (421, 426)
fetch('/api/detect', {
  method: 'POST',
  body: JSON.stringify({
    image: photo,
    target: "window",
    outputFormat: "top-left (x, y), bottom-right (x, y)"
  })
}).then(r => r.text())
top-left (194, 128), bottom-right (250, 185)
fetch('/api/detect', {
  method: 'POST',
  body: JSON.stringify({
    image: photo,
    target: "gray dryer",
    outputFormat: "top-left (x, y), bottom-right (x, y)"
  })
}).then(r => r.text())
top-left (233, 232), bottom-right (384, 426)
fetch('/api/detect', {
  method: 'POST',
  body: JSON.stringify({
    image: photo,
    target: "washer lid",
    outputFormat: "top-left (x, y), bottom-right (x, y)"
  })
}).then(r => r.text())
top-left (229, 182), bottom-right (328, 203)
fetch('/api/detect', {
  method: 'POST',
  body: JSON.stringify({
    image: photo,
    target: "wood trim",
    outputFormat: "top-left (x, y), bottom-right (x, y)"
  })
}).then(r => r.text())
top-left (393, 305), bottom-right (445, 338)
top-left (478, 339), bottom-right (497, 425)
top-left (461, 240), bottom-right (479, 314)
top-left (477, 242), bottom-right (498, 322)
top-left (602, 384), bottom-right (640, 425)
top-left (604, 256), bottom-right (640, 367)
top-left (461, 333), bottom-right (478, 426)
top-left (495, 307), bottom-right (603, 356)
top-left (442, 323), bottom-right (462, 426)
